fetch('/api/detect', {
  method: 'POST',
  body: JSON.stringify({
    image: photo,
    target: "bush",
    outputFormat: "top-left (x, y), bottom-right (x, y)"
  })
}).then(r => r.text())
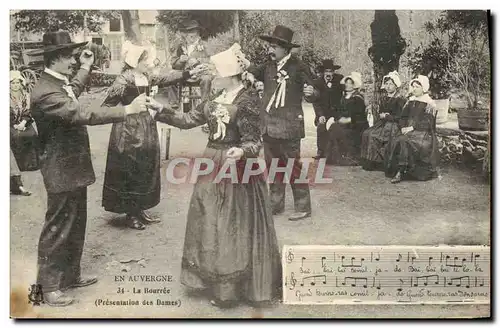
top-left (407, 39), bottom-right (453, 99)
top-left (408, 10), bottom-right (490, 108)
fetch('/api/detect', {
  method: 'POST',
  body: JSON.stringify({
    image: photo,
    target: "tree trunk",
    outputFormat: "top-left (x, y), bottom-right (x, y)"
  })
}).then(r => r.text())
top-left (163, 28), bottom-right (171, 69)
top-left (121, 10), bottom-right (142, 44)
top-left (233, 11), bottom-right (240, 42)
top-left (347, 11), bottom-right (351, 54)
top-left (368, 10), bottom-right (407, 120)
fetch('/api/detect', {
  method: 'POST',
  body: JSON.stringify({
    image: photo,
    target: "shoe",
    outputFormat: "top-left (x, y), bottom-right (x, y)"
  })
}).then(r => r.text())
top-left (288, 212), bottom-right (311, 221)
top-left (127, 215), bottom-right (146, 230)
top-left (391, 171), bottom-right (403, 184)
top-left (43, 290), bottom-right (73, 307)
top-left (68, 276), bottom-right (98, 289)
top-left (210, 299), bottom-right (238, 309)
top-left (11, 186), bottom-right (31, 196)
top-left (314, 153), bottom-right (324, 160)
top-left (140, 211), bottom-right (161, 224)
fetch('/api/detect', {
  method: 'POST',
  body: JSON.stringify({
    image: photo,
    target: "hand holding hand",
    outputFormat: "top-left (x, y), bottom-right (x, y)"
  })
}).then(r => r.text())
top-left (146, 97), bottom-right (164, 112)
top-left (125, 94), bottom-right (148, 115)
top-left (242, 72), bottom-right (255, 85)
top-left (318, 116), bottom-right (326, 124)
top-left (338, 117), bottom-right (351, 124)
top-left (189, 64), bottom-right (208, 78)
top-left (226, 147), bottom-right (244, 160)
top-left (303, 84), bottom-right (314, 97)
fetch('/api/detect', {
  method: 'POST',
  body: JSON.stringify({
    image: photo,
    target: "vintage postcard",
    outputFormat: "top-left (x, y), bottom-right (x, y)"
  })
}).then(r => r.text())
top-left (9, 9), bottom-right (491, 319)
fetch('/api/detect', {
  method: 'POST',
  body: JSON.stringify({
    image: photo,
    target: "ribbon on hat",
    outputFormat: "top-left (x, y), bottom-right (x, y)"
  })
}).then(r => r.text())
top-left (266, 70), bottom-right (289, 112)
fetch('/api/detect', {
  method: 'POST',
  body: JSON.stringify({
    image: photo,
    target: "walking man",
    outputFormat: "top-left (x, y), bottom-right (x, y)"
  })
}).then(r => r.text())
top-left (245, 25), bottom-right (318, 221)
top-left (30, 31), bottom-right (148, 306)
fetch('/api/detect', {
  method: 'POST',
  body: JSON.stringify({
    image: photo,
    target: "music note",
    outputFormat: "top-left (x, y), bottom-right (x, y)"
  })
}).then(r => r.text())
top-left (474, 254), bottom-right (480, 266)
top-left (372, 277), bottom-right (381, 290)
top-left (321, 256), bottom-right (327, 268)
top-left (342, 277), bottom-right (368, 288)
top-left (413, 275), bottom-right (439, 287)
top-left (445, 255), bottom-right (462, 268)
top-left (342, 256), bottom-right (365, 267)
top-left (428, 256), bottom-right (433, 266)
top-left (301, 256), bottom-right (306, 268)
top-left (301, 275), bottom-right (327, 286)
top-left (396, 254), bottom-right (402, 262)
top-left (447, 276), bottom-right (471, 288)
top-left (288, 272), bottom-right (297, 290)
top-left (371, 252), bottom-right (380, 262)
top-left (286, 249), bottom-right (294, 264)
top-left (397, 278), bottom-right (404, 292)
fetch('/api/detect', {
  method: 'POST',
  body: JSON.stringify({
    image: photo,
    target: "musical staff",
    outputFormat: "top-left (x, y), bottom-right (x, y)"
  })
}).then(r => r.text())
top-left (283, 245), bottom-right (490, 305)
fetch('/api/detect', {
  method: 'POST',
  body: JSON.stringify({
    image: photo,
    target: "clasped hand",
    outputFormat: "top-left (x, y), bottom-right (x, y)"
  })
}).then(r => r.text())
top-left (338, 117), bottom-right (351, 124)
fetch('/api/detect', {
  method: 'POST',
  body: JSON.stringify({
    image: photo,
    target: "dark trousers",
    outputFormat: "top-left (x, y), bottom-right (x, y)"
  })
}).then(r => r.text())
top-left (37, 187), bottom-right (87, 292)
top-left (316, 123), bottom-right (328, 156)
top-left (263, 136), bottom-right (311, 214)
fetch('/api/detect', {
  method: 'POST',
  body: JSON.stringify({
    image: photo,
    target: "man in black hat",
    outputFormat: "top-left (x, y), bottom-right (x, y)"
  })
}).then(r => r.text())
top-left (245, 25), bottom-right (318, 221)
top-left (171, 19), bottom-right (213, 111)
top-left (312, 59), bottom-right (344, 159)
top-left (30, 30), bottom-right (148, 306)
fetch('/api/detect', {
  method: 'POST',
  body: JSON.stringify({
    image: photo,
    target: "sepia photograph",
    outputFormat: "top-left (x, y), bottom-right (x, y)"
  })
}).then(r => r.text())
top-left (7, 8), bottom-right (491, 319)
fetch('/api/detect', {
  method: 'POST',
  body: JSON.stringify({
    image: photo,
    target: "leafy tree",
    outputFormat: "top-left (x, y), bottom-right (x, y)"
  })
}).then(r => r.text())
top-left (409, 10), bottom-right (490, 109)
top-left (368, 10), bottom-right (407, 117)
top-left (157, 10), bottom-right (236, 39)
top-left (12, 10), bottom-right (119, 34)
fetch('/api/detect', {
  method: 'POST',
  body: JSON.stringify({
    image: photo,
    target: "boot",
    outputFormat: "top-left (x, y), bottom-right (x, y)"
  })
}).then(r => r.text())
top-left (10, 175), bottom-right (31, 196)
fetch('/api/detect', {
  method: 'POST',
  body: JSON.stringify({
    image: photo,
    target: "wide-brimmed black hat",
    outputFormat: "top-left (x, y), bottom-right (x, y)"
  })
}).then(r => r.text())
top-left (322, 59), bottom-right (341, 71)
top-left (29, 31), bottom-right (88, 55)
top-left (179, 19), bottom-right (203, 32)
top-left (259, 25), bottom-right (300, 48)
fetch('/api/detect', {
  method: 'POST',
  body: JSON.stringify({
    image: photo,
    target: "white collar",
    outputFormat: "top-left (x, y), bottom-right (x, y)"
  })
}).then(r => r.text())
top-left (276, 53), bottom-right (291, 71)
top-left (44, 68), bottom-right (70, 85)
top-left (215, 84), bottom-right (245, 104)
top-left (410, 93), bottom-right (435, 106)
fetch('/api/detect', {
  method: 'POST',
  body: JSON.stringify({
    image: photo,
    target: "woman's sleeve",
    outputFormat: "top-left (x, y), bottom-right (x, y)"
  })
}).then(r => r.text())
top-left (350, 95), bottom-right (367, 123)
top-left (150, 68), bottom-right (191, 88)
top-left (398, 101), bottom-right (411, 128)
top-left (236, 92), bottom-right (262, 158)
top-left (101, 74), bottom-right (127, 107)
top-left (21, 94), bottom-right (34, 124)
top-left (155, 100), bottom-right (207, 129)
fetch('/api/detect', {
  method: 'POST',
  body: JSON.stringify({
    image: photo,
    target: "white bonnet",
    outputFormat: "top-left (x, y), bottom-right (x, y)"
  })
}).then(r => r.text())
top-left (410, 75), bottom-right (430, 93)
top-left (122, 40), bottom-right (147, 68)
top-left (340, 72), bottom-right (363, 89)
top-left (382, 71), bottom-right (402, 88)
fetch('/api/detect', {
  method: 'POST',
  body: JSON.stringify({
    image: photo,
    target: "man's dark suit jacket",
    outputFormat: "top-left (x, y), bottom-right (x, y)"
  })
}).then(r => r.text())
top-left (247, 55), bottom-right (318, 140)
top-left (31, 68), bottom-right (127, 194)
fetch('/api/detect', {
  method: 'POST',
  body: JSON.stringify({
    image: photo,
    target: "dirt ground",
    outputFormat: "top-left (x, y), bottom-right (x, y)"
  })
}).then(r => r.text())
top-left (10, 102), bottom-right (490, 318)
